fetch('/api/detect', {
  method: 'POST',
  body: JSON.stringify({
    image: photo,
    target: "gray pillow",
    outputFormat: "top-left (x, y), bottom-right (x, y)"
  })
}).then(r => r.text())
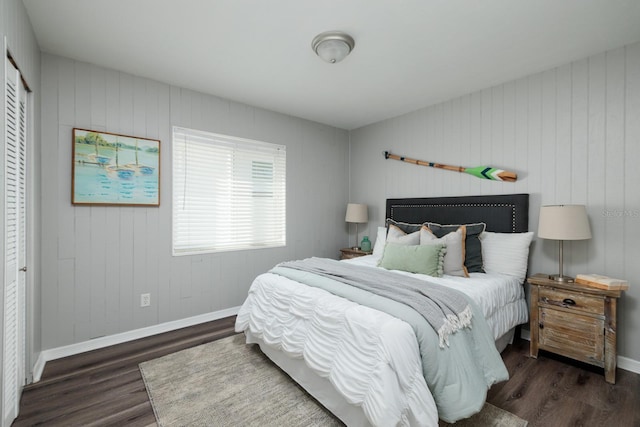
top-left (427, 222), bottom-right (486, 273)
top-left (420, 225), bottom-right (467, 277)
top-left (385, 218), bottom-right (424, 234)
top-left (387, 224), bottom-right (420, 245)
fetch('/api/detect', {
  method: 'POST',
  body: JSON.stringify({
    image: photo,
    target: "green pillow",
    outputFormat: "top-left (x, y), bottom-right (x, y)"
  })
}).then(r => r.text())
top-left (378, 242), bottom-right (446, 277)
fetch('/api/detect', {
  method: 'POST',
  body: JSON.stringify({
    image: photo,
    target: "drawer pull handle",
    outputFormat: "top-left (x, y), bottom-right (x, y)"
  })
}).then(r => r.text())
top-left (562, 298), bottom-right (576, 306)
top-left (539, 323), bottom-right (544, 329)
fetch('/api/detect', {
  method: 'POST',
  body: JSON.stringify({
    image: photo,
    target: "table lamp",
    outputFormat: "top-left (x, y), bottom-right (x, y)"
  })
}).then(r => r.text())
top-left (345, 203), bottom-right (368, 250)
top-left (538, 205), bottom-right (592, 282)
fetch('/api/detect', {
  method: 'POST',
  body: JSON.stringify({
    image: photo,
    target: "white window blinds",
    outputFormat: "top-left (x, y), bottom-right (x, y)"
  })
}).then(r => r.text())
top-left (172, 127), bottom-right (286, 255)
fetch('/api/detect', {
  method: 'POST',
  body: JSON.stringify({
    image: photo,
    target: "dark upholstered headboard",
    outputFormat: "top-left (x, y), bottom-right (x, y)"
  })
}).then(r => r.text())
top-left (386, 194), bottom-right (529, 233)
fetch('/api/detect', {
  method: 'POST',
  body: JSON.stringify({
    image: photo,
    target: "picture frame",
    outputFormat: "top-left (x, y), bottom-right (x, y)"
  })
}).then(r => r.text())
top-left (72, 128), bottom-right (160, 206)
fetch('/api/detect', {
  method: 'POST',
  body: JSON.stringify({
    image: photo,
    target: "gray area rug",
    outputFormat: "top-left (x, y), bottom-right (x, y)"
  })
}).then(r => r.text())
top-left (440, 402), bottom-right (528, 427)
top-left (140, 334), bottom-right (527, 427)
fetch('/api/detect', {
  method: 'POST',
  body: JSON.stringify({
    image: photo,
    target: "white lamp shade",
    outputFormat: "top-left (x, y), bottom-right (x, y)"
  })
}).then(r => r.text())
top-left (345, 203), bottom-right (368, 223)
top-left (538, 205), bottom-right (592, 240)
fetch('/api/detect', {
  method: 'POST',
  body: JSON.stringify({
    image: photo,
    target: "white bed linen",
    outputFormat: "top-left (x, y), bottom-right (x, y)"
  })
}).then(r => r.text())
top-left (344, 255), bottom-right (529, 342)
top-left (236, 271), bottom-right (438, 426)
top-left (235, 255), bottom-right (528, 426)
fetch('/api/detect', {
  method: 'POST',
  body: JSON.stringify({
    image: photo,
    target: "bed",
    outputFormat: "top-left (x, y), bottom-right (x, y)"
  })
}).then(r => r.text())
top-left (235, 194), bottom-right (531, 426)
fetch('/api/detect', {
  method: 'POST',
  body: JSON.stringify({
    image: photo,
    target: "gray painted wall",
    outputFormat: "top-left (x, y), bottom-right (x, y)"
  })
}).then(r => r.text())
top-left (349, 42), bottom-right (640, 363)
top-left (1, 0), bottom-right (41, 384)
top-left (39, 54), bottom-right (350, 349)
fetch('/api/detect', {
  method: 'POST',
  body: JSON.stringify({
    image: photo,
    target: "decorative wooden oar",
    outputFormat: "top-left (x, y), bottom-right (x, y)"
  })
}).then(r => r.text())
top-left (384, 151), bottom-right (517, 182)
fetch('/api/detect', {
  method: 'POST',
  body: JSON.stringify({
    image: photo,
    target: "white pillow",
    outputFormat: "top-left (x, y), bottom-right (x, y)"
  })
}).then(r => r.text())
top-left (479, 231), bottom-right (535, 281)
top-left (387, 224), bottom-right (420, 245)
top-left (372, 226), bottom-right (387, 257)
top-left (420, 225), bottom-right (467, 277)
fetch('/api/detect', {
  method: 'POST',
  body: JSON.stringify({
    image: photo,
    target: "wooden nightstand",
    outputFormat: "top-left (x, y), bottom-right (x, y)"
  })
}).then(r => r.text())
top-left (339, 248), bottom-right (372, 260)
top-left (527, 273), bottom-right (623, 384)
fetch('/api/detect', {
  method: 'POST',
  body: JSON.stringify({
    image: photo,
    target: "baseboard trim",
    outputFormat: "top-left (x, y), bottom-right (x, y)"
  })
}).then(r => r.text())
top-left (519, 328), bottom-right (640, 375)
top-left (32, 352), bottom-right (47, 383)
top-left (32, 311), bottom-right (640, 382)
top-left (618, 355), bottom-right (640, 375)
top-left (32, 306), bottom-right (240, 383)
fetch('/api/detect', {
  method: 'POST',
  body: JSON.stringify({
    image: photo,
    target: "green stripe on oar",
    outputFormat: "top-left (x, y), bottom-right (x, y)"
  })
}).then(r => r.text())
top-left (384, 151), bottom-right (517, 182)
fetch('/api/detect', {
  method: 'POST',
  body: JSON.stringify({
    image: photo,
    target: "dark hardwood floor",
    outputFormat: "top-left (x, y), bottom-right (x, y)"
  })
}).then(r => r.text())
top-left (14, 317), bottom-right (640, 426)
top-left (14, 317), bottom-right (238, 426)
top-left (487, 338), bottom-right (640, 427)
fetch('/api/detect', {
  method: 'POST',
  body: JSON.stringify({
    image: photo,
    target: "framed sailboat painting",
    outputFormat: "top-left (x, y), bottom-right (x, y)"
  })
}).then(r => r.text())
top-left (72, 128), bottom-right (160, 206)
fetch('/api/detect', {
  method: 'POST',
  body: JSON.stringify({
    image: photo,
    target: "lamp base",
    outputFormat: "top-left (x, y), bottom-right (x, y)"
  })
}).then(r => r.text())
top-left (548, 274), bottom-right (575, 283)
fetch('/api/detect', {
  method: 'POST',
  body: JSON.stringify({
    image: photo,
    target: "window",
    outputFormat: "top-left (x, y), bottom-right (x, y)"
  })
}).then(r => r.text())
top-left (172, 127), bottom-right (286, 255)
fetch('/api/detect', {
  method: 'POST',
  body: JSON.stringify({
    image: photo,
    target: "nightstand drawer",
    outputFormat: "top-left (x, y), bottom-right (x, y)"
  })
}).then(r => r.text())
top-left (339, 248), bottom-right (372, 260)
top-left (341, 252), bottom-right (362, 260)
top-left (539, 307), bottom-right (605, 365)
top-left (539, 287), bottom-right (604, 316)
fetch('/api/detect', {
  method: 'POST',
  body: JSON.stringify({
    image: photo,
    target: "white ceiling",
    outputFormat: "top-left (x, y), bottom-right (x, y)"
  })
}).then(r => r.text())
top-left (22, 0), bottom-right (640, 130)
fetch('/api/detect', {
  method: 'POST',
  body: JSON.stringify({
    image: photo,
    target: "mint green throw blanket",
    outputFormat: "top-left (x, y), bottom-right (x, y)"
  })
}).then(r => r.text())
top-left (271, 260), bottom-right (509, 423)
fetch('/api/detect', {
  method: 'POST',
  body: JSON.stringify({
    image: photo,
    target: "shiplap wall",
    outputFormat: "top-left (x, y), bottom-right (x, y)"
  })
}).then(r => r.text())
top-left (39, 53), bottom-right (349, 349)
top-left (349, 42), bottom-right (640, 362)
top-left (1, 0), bottom-right (41, 379)
top-left (1, 0), bottom-right (40, 86)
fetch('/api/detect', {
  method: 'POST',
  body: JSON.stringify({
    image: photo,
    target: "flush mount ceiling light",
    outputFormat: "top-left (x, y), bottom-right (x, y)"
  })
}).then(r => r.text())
top-left (311, 31), bottom-right (355, 64)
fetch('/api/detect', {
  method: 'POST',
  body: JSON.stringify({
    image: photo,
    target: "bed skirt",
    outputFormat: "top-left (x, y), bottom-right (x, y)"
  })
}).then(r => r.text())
top-left (244, 327), bottom-right (517, 426)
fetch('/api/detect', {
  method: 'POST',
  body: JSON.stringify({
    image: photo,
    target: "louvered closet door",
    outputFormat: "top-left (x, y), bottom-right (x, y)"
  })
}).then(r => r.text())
top-left (3, 58), bottom-right (27, 427)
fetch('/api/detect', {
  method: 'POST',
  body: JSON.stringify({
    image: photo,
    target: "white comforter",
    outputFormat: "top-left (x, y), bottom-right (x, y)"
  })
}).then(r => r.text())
top-left (235, 255), bottom-right (528, 426)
